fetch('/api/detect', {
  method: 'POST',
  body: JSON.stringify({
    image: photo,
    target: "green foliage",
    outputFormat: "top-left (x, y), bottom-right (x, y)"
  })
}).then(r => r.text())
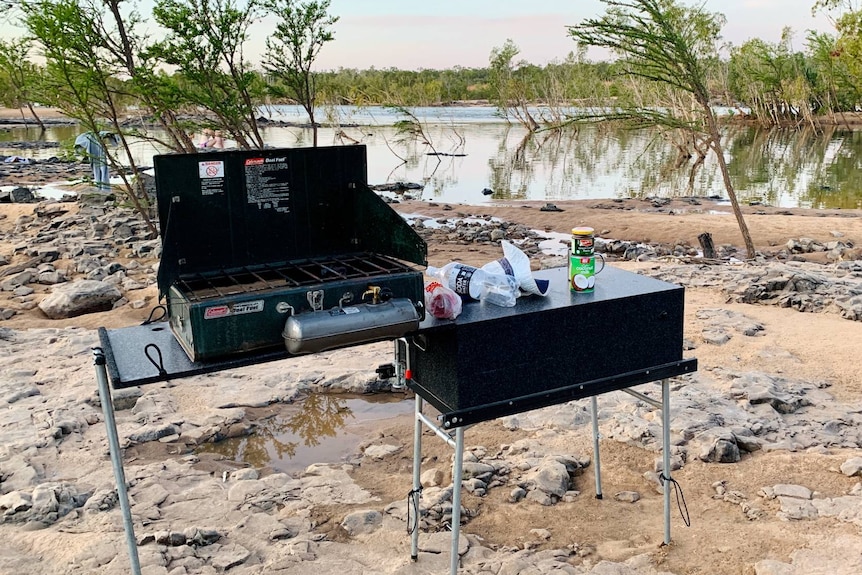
top-left (568, 0), bottom-right (756, 258)
top-left (148, 0), bottom-right (267, 148)
top-left (262, 0), bottom-right (338, 146)
top-left (0, 38), bottom-right (44, 117)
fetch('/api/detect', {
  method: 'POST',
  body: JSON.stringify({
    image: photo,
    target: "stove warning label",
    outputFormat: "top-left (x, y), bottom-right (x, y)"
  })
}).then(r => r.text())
top-left (204, 300), bottom-right (264, 319)
top-left (198, 160), bottom-right (225, 196)
top-left (244, 156), bottom-right (291, 212)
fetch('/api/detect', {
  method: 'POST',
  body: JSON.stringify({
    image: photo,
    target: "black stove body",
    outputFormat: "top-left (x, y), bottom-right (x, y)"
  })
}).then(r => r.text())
top-left (154, 145), bottom-right (427, 362)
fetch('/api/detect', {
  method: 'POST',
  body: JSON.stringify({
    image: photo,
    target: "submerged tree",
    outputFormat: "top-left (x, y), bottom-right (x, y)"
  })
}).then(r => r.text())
top-left (568, 0), bottom-right (756, 259)
top-left (262, 0), bottom-right (338, 147)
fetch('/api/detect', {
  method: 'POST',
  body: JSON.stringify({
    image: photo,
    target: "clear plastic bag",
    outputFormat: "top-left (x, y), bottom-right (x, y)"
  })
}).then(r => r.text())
top-left (424, 280), bottom-right (463, 319)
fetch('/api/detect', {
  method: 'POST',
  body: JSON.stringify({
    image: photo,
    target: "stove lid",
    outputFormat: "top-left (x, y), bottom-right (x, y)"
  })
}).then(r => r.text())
top-left (154, 145), bottom-right (426, 298)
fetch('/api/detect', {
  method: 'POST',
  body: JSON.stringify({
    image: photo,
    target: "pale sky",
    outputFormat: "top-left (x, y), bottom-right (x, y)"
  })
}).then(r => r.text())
top-left (302, 0), bottom-right (836, 70)
top-left (2, 0), bottom-right (838, 70)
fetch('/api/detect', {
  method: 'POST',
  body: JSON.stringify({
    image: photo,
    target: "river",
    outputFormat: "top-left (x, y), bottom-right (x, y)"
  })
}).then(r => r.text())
top-left (1, 105), bottom-right (860, 209)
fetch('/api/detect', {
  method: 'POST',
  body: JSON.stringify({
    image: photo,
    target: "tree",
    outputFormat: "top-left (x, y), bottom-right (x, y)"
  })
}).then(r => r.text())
top-left (19, 0), bottom-right (159, 236)
top-left (0, 38), bottom-right (46, 128)
top-left (262, 0), bottom-right (338, 147)
top-left (148, 0), bottom-right (267, 149)
top-left (488, 39), bottom-right (540, 131)
top-left (568, 0), bottom-right (756, 259)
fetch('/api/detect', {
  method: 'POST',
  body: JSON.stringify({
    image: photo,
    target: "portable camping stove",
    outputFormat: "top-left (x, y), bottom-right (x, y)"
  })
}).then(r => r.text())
top-left (154, 145), bottom-right (427, 362)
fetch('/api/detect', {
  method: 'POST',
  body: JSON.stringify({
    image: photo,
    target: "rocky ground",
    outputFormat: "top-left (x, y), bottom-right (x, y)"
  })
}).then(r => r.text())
top-left (1, 132), bottom-right (862, 574)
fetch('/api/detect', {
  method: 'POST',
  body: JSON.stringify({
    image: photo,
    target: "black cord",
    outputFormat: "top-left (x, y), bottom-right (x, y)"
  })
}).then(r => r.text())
top-left (141, 305), bottom-right (167, 325)
top-left (407, 487), bottom-right (422, 535)
top-left (660, 473), bottom-right (691, 527)
top-left (144, 343), bottom-right (168, 379)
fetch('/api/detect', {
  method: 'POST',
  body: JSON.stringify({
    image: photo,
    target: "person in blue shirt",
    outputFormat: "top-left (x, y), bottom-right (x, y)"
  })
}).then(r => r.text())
top-left (74, 131), bottom-right (119, 191)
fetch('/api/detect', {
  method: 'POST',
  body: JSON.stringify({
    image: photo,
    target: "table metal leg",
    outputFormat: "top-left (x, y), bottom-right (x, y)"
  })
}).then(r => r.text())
top-left (450, 426), bottom-right (465, 575)
top-left (662, 378), bottom-right (671, 545)
top-left (590, 395), bottom-right (603, 499)
top-left (410, 394), bottom-right (423, 561)
top-left (93, 348), bottom-right (141, 575)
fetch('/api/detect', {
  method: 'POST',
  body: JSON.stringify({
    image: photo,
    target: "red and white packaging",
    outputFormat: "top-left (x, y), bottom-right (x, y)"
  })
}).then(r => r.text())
top-left (424, 280), bottom-right (463, 320)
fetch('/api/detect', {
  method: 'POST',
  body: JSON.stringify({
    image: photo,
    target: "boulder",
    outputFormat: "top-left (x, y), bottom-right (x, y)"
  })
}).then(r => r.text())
top-left (37, 279), bottom-right (122, 319)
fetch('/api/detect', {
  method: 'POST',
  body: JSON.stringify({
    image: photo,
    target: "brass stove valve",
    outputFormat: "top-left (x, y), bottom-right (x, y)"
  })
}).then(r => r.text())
top-left (362, 285), bottom-right (393, 305)
top-left (363, 286), bottom-right (381, 304)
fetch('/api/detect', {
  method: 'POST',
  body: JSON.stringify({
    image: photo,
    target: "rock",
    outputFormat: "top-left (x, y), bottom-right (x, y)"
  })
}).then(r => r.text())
top-left (698, 432), bottom-right (740, 463)
top-left (840, 457), bottom-right (862, 477)
top-left (509, 487), bottom-right (526, 503)
top-left (702, 328), bottom-right (731, 345)
top-left (776, 496), bottom-right (818, 520)
top-left (529, 528), bottom-right (552, 540)
top-left (231, 468), bottom-right (260, 481)
top-left (462, 461), bottom-right (496, 479)
top-left (528, 459), bottom-right (570, 498)
top-left (363, 443), bottom-right (400, 459)
top-left (540, 203), bottom-right (564, 212)
top-left (0, 270), bottom-right (33, 291)
top-left (127, 423), bottom-right (180, 444)
top-left (773, 484), bottom-right (812, 500)
top-left (614, 491), bottom-right (641, 503)
top-left (340, 509), bottom-right (383, 535)
top-left (0, 491), bottom-right (32, 516)
top-left (421, 468), bottom-right (444, 487)
top-left (525, 489), bottom-right (553, 506)
top-left (209, 543), bottom-right (251, 571)
top-left (37, 279), bottom-right (122, 319)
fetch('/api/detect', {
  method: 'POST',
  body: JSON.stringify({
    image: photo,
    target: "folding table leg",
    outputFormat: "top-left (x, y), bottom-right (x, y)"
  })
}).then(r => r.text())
top-left (449, 426), bottom-right (465, 575)
top-left (662, 378), bottom-right (671, 544)
top-left (410, 394), bottom-right (423, 560)
top-left (93, 348), bottom-right (142, 575)
top-left (590, 395), bottom-right (603, 499)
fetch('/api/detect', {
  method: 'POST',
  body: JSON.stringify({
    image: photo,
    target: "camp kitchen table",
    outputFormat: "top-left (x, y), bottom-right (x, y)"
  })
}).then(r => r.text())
top-left (94, 265), bottom-right (695, 575)
top-left (404, 265), bottom-right (696, 574)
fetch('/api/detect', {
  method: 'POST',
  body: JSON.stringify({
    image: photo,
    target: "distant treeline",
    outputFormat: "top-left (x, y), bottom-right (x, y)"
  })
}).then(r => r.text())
top-left (313, 27), bottom-right (862, 130)
top-left (316, 60), bottom-right (613, 107)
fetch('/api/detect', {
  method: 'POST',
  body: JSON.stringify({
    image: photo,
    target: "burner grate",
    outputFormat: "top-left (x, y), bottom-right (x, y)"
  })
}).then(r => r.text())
top-left (175, 253), bottom-right (414, 302)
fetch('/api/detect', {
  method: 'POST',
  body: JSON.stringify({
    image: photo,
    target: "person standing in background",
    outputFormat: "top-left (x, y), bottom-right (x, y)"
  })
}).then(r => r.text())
top-left (198, 128), bottom-right (214, 148)
top-left (74, 131), bottom-right (119, 191)
top-left (212, 130), bottom-right (225, 149)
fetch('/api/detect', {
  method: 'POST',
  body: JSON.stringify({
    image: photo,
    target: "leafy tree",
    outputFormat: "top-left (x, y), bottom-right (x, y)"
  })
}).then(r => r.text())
top-left (568, 0), bottom-right (756, 259)
top-left (149, 0), bottom-right (267, 148)
top-left (18, 0), bottom-right (159, 236)
top-left (0, 38), bottom-right (46, 128)
top-left (806, 30), bottom-right (859, 122)
top-left (727, 29), bottom-right (818, 128)
top-left (262, 0), bottom-right (338, 147)
top-left (489, 39), bottom-right (540, 131)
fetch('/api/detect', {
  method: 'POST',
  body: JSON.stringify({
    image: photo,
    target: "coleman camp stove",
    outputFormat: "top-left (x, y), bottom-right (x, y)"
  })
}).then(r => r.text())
top-left (154, 145), bottom-right (427, 362)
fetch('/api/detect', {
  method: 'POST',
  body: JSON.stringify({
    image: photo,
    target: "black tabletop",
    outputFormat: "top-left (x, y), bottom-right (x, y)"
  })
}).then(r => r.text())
top-left (418, 265), bottom-right (681, 331)
top-left (98, 266), bottom-right (689, 390)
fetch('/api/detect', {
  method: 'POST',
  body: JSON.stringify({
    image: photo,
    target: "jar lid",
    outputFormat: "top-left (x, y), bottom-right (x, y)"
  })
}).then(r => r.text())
top-left (571, 227), bottom-right (594, 236)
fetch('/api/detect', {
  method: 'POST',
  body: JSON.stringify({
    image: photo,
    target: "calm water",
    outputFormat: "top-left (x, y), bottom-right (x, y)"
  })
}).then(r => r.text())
top-left (196, 394), bottom-right (413, 473)
top-left (2, 105), bottom-right (860, 209)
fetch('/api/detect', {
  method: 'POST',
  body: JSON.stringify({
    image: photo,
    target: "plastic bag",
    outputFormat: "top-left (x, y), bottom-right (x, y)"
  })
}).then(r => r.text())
top-left (424, 280), bottom-right (463, 319)
top-left (482, 240), bottom-right (550, 296)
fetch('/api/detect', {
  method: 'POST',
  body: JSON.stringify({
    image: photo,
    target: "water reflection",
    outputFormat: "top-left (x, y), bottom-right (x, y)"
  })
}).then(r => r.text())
top-left (196, 394), bottom-right (413, 473)
top-left (2, 113), bottom-right (861, 209)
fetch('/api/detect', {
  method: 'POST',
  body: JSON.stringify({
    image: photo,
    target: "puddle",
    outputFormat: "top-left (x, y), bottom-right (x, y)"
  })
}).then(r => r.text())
top-left (196, 393), bottom-right (414, 473)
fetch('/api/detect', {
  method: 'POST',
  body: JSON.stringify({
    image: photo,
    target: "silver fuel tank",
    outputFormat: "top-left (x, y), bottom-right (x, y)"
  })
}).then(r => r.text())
top-left (282, 297), bottom-right (420, 355)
